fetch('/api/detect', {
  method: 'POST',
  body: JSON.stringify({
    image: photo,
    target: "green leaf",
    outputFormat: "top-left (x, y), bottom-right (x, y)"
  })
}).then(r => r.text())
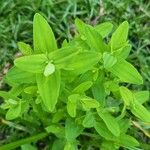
top-left (72, 81), bottom-right (93, 94)
top-left (5, 67), bottom-right (36, 85)
top-left (103, 52), bottom-right (117, 69)
top-left (75, 18), bottom-right (106, 52)
top-left (67, 94), bottom-right (79, 117)
top-left (52, 109), bottom-right (64, 123)
top-left (6, 101), bottom-right (21, 120)
top-left (48, 46), bottom-right (81, 69)
top-left (64, 142), bottom-right (77, 150)
top-left (82, 111), bottom-right (95, 128)
top-left (64, 51), bottom-right (101, 75)
top-left (134, 91), bottom-right (149, 104)
top-left (21, 144), bottom-right (37, 150)
top-left (94, 121), bottom-right (115, 140)
top-left (24, 86), bottom-right (37, 95)
top-left (84, 25), bottom-right (106, 52)
top-left (75, 18), bottom-right (86, 35)
top-left (131, 100), bottom-right (150, 122)
top-left (33, 13), bottom-right (57, 54)
top-left (14, 54), bottom-right (48, 73)
top-left (117, 134), bottom-right (139, 148)
top-left (118, 119), bottom-right (130, 134)
top-left (95, 22), bottom-right (113, 38)
top-left (65, 119), bottom-right (83, 142)
top-left (110, 21), bottom-right (129, 51)
top-left (108, 58), bottom-right (143, 84)
top-left (92, 73), bottom-right (106, 104)
top-left (9, 85), bottom-right (23, 97)
top-left (52, 139), bottom-right (65, 150)
top-left (36, 71), bottom-right (60, 111)
top-left (80, 96), bottom-right (100, 110)
top-left (101, 141), bottom-right (117, 150)
top-left (120, 86), bottom-right (133, 106)
top-left (18, 42), bottom-right (32, 55)
top-left (0, 91), bottom-right (20, 102)
top-left (44, 62), bottom-right (55, 76)
top-left (97, 108), bottom-right (120, 136)
top-left (45, 124), bottom-right (62, 134)
top-left (113, 44), bottom-right (131, 59)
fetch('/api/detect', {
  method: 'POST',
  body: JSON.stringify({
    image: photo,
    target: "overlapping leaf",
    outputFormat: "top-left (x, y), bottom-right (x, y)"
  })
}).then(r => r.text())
top-left (14, 54), bottom-right (48, 73)
top-left (108, 58), bottom-right (143, 84)
top-left (110, 21), bottom-right (129, 51)
top-left (36, 71), bottom-right (60, 111)
top-left (97, 108), bottom-right (120, 136)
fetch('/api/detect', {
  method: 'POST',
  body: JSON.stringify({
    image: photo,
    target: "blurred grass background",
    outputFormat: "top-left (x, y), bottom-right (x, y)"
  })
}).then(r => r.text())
top-left (0, 0), bottom-right (150, 147)
top-left (0, 0), bottom-right (150, 90)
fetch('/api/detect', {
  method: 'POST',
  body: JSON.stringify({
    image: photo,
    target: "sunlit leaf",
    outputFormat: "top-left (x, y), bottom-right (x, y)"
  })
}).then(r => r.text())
top-left (67, 94), bottom-right (79, 117)
top-left (18, 42), bottom-right (32, 55)
top-left (120, 86), bottom-right (133, 106)
top-left (103, 52), bottom-right (117, 69)
top-left (110, 21), bottom-right (129, 51)
top-left (33, 13), bottom-right (57, 53)
top-left (108, 58), bottom-right (143, 84)
top-left (97, 108), bottom-right (120, 136)
top-left (36, 71), bottom-right (60, 111)
top-left (14, 54), bottom-right (48, 73)
top-left (95, 22), bottom-right (113, 38)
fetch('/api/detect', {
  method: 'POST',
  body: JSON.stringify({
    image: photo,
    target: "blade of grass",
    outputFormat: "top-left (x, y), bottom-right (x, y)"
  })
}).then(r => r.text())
top-left (0, 132), bottom-right (49, 150)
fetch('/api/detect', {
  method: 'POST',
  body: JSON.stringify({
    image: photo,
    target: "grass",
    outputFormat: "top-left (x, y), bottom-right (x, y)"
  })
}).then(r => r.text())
top-left (0, 0), bottom-right (150, 148)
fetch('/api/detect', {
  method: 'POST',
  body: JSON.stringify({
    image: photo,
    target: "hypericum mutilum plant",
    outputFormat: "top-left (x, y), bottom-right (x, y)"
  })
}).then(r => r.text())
top-left (0, 13), bottom-right (150, 150)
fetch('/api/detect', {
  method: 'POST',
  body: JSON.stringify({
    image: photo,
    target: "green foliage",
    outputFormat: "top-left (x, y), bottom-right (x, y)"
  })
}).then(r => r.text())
top-left (0, 13), bottom-right (150, 150)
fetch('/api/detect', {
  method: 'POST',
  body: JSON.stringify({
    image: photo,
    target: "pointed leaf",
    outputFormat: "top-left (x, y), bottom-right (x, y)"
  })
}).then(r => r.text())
top-left (72, 81), bottom-right (93, 94)
top-left (97, 108), bottom-right (120, 136)
top-left (65, 119), bottom-right (83, 142)
top-left (14, 54), bottom-right (48, 73)
top-left (6, 101), bottom-right (21, 120)
top-left (80, 96), bottom-right (100, 110)
top-left (5, 67), bottom-right (36, 85)
top-left (108, 58), bottom-right (143, 84)
top-left (48, 46), bottom-right (81, 69)
top-left (75, 18), bottom-right (106, 52)
top-left (84, 25), bottom-right (106, 52)
top-left (103, 52), bottom-right (117, 69)
top-left (131, 100), bottom-right (150, 122)
top-left (92, 73), bottom-right (106, 104)
top-left (36, 71), bottom-right (60, 111)
top-left (94, 121), bottom-right (115, 140)
top-left (134, 91), bottom-right (149, 104)
top-left (95, 22), bottom-right (113, 38)
top-left (18, 42), bottom-right (32, 55)
top-left (67, 94), bottom-right (79, 117)
top-left (33, 13), bottom-right (57, 53)
top-left (82, 111), bottom-right (95, 128)
top-left (64, 52), bottom-right (101, 75)
top-left (110, 21), bottom-right (129, 51)
top-left (75, 18), bottom-right (86, 36)
top-left (113, 44), bottom-right (131, 59)
top-left (120, 86), bottom-right (133, 106)
top-left (117, 134), bottom-right (139, 148)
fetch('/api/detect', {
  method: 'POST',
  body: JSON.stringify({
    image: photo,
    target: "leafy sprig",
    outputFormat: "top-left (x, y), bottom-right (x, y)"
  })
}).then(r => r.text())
top-left (0, 13), bottom-right (150, 150)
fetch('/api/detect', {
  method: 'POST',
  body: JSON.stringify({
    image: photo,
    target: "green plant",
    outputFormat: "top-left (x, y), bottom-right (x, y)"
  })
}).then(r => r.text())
top-left (0, 13), bottom-right (150, 150)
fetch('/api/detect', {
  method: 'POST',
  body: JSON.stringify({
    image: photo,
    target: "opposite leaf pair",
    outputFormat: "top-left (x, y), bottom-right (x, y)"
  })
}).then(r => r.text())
top-left (0, 13), bottom-right (150, 150)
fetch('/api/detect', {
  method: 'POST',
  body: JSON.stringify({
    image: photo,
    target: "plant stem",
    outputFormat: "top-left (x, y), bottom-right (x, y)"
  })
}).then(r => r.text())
top-left (0, 132), bottom-right (49, 150)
